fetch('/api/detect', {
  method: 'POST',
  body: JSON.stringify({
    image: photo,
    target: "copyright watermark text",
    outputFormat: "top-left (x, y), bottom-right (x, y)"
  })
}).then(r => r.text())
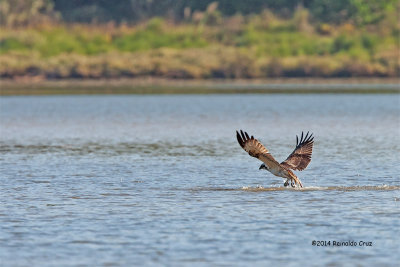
top-left (312, 240), bottom-right (372, 247)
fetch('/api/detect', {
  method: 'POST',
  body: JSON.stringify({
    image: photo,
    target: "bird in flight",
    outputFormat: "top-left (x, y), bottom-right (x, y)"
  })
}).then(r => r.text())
top-left (236, 130), bottom-right (314, 188)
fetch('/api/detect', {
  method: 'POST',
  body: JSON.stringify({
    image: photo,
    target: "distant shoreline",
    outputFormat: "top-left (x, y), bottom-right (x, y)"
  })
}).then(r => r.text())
top-left (1, 77), bottom-right (399, 95)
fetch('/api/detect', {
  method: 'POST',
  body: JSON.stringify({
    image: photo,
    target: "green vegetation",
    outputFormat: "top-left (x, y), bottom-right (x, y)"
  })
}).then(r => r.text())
top-left (0, 0), bottom-right (399, 79)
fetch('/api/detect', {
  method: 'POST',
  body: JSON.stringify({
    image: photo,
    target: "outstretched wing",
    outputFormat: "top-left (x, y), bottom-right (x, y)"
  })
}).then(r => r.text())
top-left (236, 130), bottom-right (281, 169)
top-left (280, 131), bottom-right (314, 171)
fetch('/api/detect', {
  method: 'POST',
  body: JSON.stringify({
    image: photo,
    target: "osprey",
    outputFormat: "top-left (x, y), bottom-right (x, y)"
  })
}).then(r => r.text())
top-left (236, 130), bottom-right (314, 188)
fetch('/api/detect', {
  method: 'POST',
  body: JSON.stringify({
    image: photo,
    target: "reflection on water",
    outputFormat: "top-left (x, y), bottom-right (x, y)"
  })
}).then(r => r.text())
top-left (0, 94), bottom-right (399, 266)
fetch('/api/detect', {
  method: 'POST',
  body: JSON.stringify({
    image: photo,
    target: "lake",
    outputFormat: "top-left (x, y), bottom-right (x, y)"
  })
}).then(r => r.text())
top-left (1, 94), bottom-right (399, 266)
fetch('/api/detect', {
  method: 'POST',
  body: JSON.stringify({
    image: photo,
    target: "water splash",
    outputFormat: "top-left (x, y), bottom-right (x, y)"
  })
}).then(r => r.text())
top-left (189, 185), bottom-right (400, 192)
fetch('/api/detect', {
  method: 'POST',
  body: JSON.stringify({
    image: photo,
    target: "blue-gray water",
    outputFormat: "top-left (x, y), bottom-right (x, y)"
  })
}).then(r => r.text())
top-left (1, 94), bottom-right (399, 266)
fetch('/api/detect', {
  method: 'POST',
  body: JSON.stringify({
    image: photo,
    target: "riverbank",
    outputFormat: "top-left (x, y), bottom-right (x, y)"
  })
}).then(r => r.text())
top-left (1, 12), bottom-right (398, 80)
top-left (1, 78), bottom-right (398, 95)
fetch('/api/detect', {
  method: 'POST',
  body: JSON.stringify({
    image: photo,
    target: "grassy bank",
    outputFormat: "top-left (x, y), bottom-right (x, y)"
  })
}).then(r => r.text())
top-left (1, 78), bottom-right (398, 95)
top-left (1, 13), bottom-right (399, 79)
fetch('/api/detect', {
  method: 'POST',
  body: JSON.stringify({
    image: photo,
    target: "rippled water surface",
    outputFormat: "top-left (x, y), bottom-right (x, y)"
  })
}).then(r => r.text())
top-left (1, 94), bottom-right (399, 266)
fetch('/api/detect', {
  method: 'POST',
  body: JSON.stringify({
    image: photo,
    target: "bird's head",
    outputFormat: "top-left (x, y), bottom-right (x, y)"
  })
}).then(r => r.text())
top-left (259, 163), bottom-right (267, 170)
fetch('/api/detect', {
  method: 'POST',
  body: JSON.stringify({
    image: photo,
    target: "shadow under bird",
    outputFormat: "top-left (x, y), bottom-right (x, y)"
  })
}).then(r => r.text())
top-left (236, 130), bottom-right (314, 188)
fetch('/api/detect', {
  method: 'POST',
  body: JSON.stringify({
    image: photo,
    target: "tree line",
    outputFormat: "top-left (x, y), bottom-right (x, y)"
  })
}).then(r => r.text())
top-left (0, 0), bottom-right (397, 27)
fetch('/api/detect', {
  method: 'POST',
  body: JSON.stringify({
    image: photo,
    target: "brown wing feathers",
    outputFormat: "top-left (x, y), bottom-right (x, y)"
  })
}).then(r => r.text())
top-left (280, 131), bottom-right (314, 171)
top-left (236, 130), bottom-right (250, 148)
top-left (236, 130), bottom-right (269, 158)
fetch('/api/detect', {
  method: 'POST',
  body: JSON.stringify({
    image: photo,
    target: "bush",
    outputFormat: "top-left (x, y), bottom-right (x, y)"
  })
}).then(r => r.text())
top-left (331, 34), bottom-right (355, 53)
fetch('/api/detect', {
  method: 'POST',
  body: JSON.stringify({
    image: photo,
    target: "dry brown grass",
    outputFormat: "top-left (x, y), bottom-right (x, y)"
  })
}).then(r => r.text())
top-left (1, 47), bottom-right (398, 79)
